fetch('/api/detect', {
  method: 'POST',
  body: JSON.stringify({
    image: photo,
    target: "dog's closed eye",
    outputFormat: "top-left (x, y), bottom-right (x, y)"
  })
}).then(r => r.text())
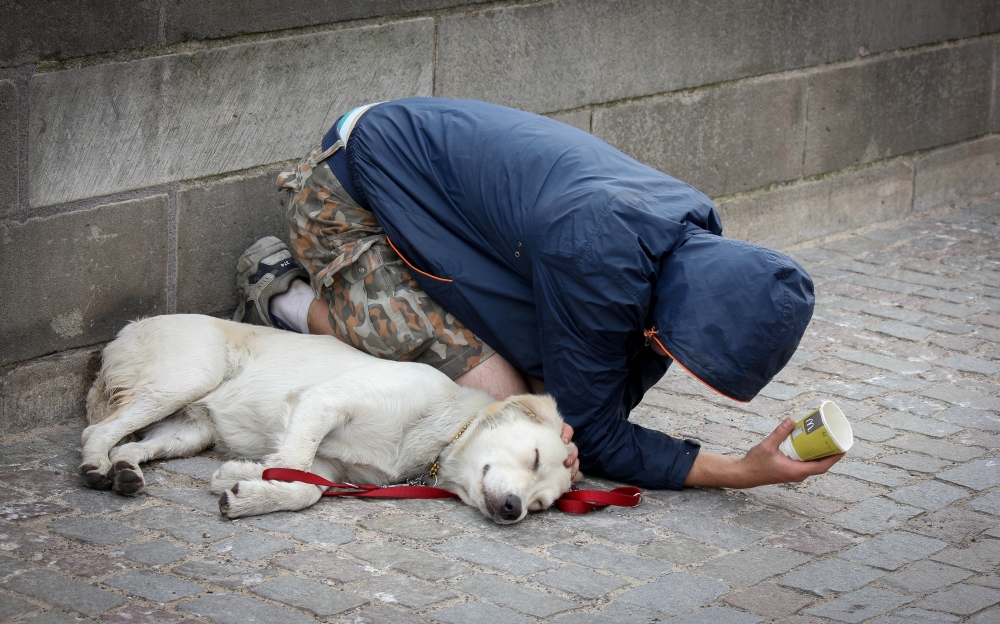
top-left (532, 448), bottom-right (540, 472)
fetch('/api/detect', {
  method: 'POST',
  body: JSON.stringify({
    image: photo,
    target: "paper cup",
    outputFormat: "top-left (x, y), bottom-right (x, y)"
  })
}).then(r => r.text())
top-left (778, 400), bottom-right (853, 461)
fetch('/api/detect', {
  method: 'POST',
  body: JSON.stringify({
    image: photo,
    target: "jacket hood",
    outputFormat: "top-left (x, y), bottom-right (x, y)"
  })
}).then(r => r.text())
top-left (649, 233), bottom-right (814, 402)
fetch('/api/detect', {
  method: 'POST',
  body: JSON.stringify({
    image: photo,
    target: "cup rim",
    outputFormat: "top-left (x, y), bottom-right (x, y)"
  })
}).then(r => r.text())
top-left (819, 400), bottom-right (853, 452)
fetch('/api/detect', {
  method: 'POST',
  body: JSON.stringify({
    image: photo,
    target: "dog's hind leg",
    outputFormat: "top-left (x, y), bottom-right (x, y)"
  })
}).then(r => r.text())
top-left (80, 397), bottom-right (172, 490)
top-left (217, 457), bottom-right (340, 518)
top-left (80, 391), bottom-right (218, 490)
top-left (108, 413), bottom-right (214, 496)
top-left (79, 316), bottom-right (228, 491)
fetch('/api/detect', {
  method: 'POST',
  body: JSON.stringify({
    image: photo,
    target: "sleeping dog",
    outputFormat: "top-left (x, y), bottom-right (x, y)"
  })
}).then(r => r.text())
top-left (79, 315), bottom-right (575, 524)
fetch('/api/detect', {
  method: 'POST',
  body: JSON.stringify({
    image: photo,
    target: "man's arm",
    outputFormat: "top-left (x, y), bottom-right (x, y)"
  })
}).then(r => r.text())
top-left (684, 417), bottom-right (843, 488)
top-left (643, 339), bottom-right (843, 487)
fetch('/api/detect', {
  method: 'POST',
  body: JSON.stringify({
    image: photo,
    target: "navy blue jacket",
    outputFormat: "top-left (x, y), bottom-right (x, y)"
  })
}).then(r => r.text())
top-left (345, 98), bottom-right (814, 489)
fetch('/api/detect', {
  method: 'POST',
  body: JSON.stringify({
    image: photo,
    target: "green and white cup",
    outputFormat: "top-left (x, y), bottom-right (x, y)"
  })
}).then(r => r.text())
top-left (778, 400), bottom-right (853, 461)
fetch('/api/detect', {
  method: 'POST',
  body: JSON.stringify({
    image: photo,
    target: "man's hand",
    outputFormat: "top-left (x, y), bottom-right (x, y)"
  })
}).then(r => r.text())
top-left (561, 422), bottom-right (580, 480)
top-left (739, 417), bottom-right (844, 486)
top-left (684, 417), bottom-right (843, 488)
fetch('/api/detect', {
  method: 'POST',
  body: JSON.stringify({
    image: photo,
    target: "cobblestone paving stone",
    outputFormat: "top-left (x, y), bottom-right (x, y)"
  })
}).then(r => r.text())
top-left (0, 199), bottom-right (998, 622)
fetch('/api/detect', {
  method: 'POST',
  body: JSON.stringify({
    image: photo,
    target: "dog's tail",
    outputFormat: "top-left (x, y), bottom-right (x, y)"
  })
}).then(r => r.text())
top-left (85, 367), bottom-right (113, 425)
top-left (85, 320), bottom-right (151, 425)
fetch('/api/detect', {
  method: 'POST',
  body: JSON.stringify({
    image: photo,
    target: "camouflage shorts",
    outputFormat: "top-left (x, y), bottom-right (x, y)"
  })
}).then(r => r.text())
top-left (278, 145), bottom-right (494, 379)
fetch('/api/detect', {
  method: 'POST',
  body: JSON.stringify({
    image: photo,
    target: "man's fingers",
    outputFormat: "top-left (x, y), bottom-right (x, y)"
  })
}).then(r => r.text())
top-left (564, 443), bottom-right (579, 468)
top-left (762, 418), bottom-right (795, 450)
top-left (561, 422), bottom-right (574, 444)
top-left (561, 423), bottom-right (577, 470)
top-left (790, 452), bottom-right (845, 480)
top-left (806, 452), bottom-right (845, 474)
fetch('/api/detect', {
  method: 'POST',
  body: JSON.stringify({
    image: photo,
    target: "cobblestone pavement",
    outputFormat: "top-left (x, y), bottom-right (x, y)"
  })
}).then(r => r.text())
top-left (2, 200), bottom-right (1000, 624)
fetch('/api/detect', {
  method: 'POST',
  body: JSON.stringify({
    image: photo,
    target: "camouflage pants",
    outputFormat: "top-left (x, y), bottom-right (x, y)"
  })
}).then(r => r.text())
top-left (278, 145), bottom-right (494, 379)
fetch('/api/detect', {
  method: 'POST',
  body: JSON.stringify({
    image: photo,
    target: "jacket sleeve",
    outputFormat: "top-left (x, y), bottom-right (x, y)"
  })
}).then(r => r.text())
top-left (532, 249), bottom-right (701, 490)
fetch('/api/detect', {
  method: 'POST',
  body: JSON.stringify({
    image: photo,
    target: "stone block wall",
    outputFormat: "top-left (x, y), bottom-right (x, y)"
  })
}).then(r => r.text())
top-left (1, 0), bottom-right (999, 433)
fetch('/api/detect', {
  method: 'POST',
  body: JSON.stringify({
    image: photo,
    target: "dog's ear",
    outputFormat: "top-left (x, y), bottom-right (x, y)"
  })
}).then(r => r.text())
top-left (506, 394), bottom-right (563, 432)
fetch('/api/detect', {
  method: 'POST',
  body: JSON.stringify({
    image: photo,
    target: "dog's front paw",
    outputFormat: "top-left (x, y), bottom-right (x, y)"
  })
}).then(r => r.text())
top-left (211, 460), bottom-right (264, 495)
top-left (218, 482), bottom-right (238, 517)
top-left (218, 481), bottom-right (266, 519)
top-left (110, 460), bottom-right (144, 496)
top-left (78, 462), bottom-right (112, 490)
top-left (218, 479), bottom-right (307, 519)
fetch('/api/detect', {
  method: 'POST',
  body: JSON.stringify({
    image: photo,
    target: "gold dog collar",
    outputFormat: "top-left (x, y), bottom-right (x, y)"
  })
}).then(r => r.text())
top-left (428, 417), bottom-right (477, 478)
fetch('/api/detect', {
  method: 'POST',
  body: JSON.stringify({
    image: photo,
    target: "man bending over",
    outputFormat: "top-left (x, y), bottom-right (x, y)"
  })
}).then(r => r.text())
top-left (233, 97), bottom-right (842, 490)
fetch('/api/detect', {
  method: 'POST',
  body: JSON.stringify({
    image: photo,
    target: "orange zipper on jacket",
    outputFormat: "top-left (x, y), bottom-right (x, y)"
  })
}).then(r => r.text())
top-left (385, 236), bottom-right (453, 283)
top-left (643, 328), bottom-right (748, 403)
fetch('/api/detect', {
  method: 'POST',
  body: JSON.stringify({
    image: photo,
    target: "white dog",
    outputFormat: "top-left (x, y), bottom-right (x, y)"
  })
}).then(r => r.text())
top-left (79, 315), bottom-right (575, 523)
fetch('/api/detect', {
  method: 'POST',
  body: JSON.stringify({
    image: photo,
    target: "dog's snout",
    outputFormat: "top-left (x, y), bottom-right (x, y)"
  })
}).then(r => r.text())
top-left (499, 494), bottom-right (522, 521)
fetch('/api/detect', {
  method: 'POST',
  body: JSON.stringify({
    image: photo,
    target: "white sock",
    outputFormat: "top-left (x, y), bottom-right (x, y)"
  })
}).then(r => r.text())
top-left (270, 279), bottom-right (314, 334)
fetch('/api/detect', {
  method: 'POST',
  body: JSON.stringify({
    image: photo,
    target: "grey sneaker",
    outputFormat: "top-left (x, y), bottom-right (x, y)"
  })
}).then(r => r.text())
top-left (232, 236), bottom-right (308, 329)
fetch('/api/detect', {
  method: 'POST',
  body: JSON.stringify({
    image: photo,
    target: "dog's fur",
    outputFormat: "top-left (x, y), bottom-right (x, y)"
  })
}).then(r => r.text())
top-left (79, 314), bottom-right (575, 523)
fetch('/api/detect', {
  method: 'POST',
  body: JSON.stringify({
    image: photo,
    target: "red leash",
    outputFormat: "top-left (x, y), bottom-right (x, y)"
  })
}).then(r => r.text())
top-left (261, 468), bottom-right (641, 514)
top-left (555, 486), bottom-right (642, 514)
top-left (262, 468), bottom-right (459, 500)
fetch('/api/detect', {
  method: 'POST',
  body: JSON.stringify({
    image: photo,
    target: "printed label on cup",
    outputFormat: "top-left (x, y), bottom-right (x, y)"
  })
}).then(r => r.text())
top-left (778, 400), bottom-right (853, 461)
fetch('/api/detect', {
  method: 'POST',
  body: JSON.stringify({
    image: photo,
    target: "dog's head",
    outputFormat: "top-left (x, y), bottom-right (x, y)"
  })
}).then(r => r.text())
top-left (441, 394), bottom-right (575, 524)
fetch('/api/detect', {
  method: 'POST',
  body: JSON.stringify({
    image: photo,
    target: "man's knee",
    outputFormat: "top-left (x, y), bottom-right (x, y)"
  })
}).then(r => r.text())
top-left (454, 354), bottom-right (529, 401)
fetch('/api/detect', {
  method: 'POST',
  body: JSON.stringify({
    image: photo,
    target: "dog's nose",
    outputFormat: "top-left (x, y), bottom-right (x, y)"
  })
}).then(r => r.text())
top-left (499, 494), bottom-right (522, 521)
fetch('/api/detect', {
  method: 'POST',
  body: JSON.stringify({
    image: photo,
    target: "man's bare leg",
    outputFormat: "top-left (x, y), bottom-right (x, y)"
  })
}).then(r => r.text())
top-left (453, 353), bottom-right (529, 401)
top-left (307, 298), bottom-right (337, 336)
